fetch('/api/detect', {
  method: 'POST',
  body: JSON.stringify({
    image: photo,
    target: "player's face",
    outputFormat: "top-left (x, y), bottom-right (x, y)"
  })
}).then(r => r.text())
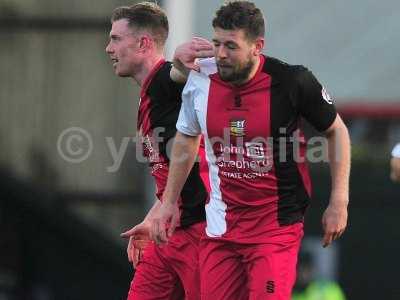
top-left (212, 28), bottom-right (264, 85)
top-left (105, 19), bottom-right (143, 77)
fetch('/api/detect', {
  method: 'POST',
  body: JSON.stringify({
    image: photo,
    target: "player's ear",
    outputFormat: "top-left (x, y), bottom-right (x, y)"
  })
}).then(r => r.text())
top-left (138, 34), bottom-right (152, 52)
top-left (253, 37), bottom-right (264, 56)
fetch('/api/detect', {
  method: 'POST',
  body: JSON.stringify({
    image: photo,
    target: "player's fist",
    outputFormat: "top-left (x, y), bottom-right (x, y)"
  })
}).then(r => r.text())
top-left (173, 37), bottom-right (214, 73)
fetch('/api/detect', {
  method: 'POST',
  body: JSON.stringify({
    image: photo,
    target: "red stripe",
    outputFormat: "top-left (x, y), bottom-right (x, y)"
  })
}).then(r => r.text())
top-left (137, 59), bottom-right (166, 133)
top-left (296, 128), bottom-right (312, 197)
top-left (198, 137), bottom-right (211, 204)
top-left (206, 57), bottom-right (285, 239)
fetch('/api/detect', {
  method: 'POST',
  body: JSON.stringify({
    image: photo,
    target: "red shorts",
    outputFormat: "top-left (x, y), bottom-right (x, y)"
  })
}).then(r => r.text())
top-left (199, 223), bottom-right (303, 300)
top-left (127, 221), bottom-right (205, 300)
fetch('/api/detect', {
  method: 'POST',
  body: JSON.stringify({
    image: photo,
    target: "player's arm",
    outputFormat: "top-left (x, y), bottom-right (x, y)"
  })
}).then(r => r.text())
top-left (150, 70), bottom-right (202, 244)
top-left (150, 132), bottom-right (201, 244)
top-left (170, 37), bottom-right (214, 83)
top-left (322, 115), bottom-right (351, 247)
top-left (296, 69), bottom-right (350, 248)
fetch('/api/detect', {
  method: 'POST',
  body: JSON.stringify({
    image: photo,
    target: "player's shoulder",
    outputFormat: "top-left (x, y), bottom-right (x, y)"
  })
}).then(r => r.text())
top-left (185, 58), bottom-right (216, 92)
top-left (152, 61), bottom-right (173, 83)
top-left (263, 56), bottom-right (312, 84)
top-left (150, 61), bottom-right (184, 93)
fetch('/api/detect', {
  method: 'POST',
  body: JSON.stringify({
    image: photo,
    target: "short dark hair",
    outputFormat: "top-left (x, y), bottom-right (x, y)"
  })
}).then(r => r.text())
top-left (111, 2), bottom-right (169, 47)
top-left (212, 1), bottom-right (265, 41)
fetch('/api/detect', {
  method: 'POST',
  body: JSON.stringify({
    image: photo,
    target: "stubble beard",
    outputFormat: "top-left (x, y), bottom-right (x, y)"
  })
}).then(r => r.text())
top-left (217, 56), bottom-right (255, 85)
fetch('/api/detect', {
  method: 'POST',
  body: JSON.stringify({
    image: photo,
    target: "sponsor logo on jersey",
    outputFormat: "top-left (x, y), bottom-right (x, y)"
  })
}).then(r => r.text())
top-left (321, 87), bottom-right (333, 104)
top-left (217, 142), bottom-right (272, 177)
top-left (245, 142), bottom-right (265, 159)
top-left (230, 119), bottom-right (245, 137)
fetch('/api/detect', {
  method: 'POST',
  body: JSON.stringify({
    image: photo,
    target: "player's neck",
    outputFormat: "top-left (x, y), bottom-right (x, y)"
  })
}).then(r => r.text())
top-left (133, 53), bottom-right (164, 86)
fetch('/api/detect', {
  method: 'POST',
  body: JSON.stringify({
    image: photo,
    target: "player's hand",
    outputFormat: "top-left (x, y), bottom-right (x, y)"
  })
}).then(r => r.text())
top-left (321, 198), bottom-right (348, 248)
top-left (173, 37), bottom-right (214, 73)
top-left (121, 222), bottom-right (152, 267)
top-left (149, 201), bottom-right (180, 245)
top-left (126, 236), bottom-right (150, 268)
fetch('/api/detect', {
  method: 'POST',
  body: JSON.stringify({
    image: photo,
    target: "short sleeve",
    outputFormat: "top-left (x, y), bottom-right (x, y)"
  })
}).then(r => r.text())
top-left (297, 69), bottom-right (337, 132)
top-left (392, 143), bottom-right (400, 158)
top-left (176, 72), bottom-right (201, 136)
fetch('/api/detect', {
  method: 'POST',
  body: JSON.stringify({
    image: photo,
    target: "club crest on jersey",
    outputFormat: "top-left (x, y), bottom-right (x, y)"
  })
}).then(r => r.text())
top-left (321, 87), bottom-right (333, 104)
top-left (230, 119), bottom-right (246, 137)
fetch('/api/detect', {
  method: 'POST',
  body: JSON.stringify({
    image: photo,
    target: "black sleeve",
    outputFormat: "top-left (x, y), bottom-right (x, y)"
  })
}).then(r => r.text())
top-left (296, 69), bottom-right (337, 132)
top-left (147, 62), bottom-right (186, 161)
top-left (163, 63), bottom-right (185, 104)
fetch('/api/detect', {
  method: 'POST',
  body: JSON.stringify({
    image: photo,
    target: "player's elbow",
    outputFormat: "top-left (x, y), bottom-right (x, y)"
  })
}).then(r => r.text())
top-left (324, 115), bottom-right (349, 140)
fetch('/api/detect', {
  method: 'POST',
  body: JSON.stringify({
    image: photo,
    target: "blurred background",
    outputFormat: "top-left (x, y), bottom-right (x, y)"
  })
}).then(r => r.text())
top-left (0, 0), bottom-right (399, 299)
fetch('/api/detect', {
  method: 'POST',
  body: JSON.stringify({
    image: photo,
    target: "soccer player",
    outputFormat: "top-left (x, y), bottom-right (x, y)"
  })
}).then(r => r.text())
top-left (390, 143), bottom-right (400, 182)
top-left (151, 1), bottom-right (351, 299)
top-left (105, 3), bottom-right (213, 300)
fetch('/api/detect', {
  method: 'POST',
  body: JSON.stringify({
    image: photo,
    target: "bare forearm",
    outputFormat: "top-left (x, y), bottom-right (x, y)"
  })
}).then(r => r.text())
top-left (326, 118), bottom-right (351, 206)
top-left (169, 47), bottom-right (191, 83)
top-left (163, 132), bottom-right (201, 204)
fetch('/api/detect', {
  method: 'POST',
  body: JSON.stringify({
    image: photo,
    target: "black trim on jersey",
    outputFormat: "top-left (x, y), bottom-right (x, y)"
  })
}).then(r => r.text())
top-left (180, 162), bottom-right (207, 228)
top-left (263, 57), bottom-right (312, 226)
top-left (147, 62), bottom-right (186, 161)
top-left (146, 62), bottom-right (206, 227)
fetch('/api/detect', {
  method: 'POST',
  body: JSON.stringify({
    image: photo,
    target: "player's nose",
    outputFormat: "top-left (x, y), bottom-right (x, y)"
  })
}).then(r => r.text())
top-left (105, 42), bottom-right (113, 54)
top-left (215, 45), bottom-right (228, 59)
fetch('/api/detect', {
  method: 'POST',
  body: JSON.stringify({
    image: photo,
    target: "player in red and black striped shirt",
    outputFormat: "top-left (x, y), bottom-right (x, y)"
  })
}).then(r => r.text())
top-left (152, 2), bottom-right (351, 299)
top-left (106, 3), bottom-right (213, 300)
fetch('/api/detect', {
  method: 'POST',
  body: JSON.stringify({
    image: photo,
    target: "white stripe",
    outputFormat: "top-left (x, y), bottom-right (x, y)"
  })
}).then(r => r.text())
top-left (204, 136), bottom-right (227, 237)
top-left (193, 71), bottom-right (227, 237)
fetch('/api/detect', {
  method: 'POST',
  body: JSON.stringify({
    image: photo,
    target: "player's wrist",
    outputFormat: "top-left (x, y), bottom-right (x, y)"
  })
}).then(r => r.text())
top-left (328, 195), bottom-right (349, 209)
top-left (142, 216), bottom-right (153, 225)
top-left (162, 198), bottom-right (177, 209)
